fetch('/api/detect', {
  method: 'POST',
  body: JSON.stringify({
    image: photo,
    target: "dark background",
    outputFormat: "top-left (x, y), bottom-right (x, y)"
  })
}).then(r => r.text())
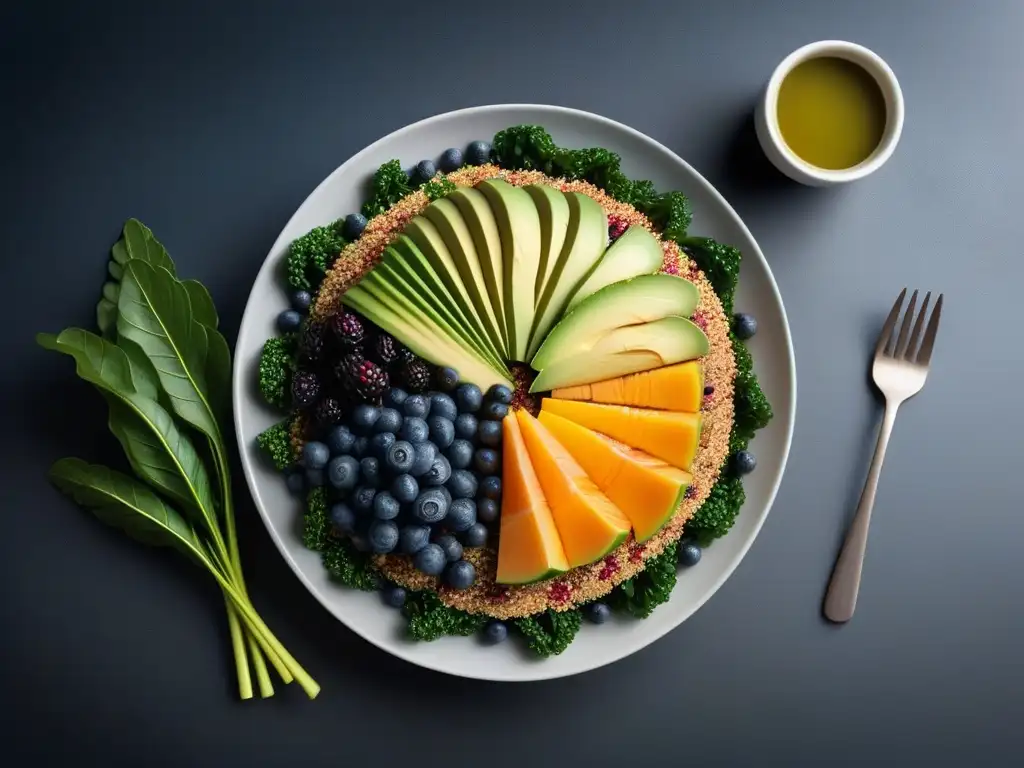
top-left (3, 1), bottom-right (1021, 765)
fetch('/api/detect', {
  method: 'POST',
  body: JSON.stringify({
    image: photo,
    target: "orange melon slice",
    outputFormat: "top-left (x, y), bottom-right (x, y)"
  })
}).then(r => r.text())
top-left (516, 410), bottom-right (632, 568)
top-left (551, 361), bottom-right (704, 413)
top-left (538, 412), bottom-right (692, 542)
top-left (496, 414), bottom-right (569, 584)
top-left (540, 398), bottom-right (701, 471)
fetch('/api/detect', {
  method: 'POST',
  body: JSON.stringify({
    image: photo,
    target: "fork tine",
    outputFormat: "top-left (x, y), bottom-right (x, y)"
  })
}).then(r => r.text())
top-left (905, 291), bottom-right (931, 359)
top-left (894, 289), bottom-right (919, 358)
top-left (875, 288), bottom-right (906, 357)
top-left (915, 293), bottom-right (943, 365)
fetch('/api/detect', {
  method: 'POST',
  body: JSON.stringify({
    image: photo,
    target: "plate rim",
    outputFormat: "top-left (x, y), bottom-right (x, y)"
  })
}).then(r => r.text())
top-left (232, 103), bottom-right (797, 681)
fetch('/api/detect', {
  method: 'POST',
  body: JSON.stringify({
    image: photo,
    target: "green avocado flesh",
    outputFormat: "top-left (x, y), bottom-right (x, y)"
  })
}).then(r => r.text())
top-left (526, 191), bottom-right (607, 362)
top-left (566, 225), bottom-right (664, 311)
top-left (530, 315), bottom-right (709, 392)
top-left (524, 184), bottom-right (570, 303)
top-left (531, 274), bottom-right (700, 371)
top-left (447, 187), bottom-right (506, 343)
top-left (477, 178), bottom-right (541, 362)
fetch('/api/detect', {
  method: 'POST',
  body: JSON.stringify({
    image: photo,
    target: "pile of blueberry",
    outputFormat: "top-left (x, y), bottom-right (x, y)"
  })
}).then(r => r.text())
top-left (299, 365), bottom-right (511, 591)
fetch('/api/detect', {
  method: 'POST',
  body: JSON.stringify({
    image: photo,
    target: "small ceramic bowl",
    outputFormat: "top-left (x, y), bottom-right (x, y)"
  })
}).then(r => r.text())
top-left (755, 40), bottom-right (905, 187)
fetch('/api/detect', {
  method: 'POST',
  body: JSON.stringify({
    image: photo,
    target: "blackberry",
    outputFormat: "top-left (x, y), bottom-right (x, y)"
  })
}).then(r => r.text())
top-left (395, 344), bottom-right (417, 366)
top-left (291, 370), bottom-right (321, 408)
top-left (315, 397), bottom-right (344, 427)
top-left (336, 351), bottom-right (367, 388)
top-left (400, 358), bottom-right (432, 393)
top-left (331, 310), bottom-right (366, 351)
top-left (371, 332), bottom-right (400, 367)
top-left (298, 322), bottom-right (327, 365)
top-left (345, 357), bottom-right (389, 402)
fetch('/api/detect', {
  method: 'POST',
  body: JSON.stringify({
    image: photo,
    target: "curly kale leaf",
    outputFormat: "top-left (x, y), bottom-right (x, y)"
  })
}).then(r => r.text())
top-left (554, 146), bottom-right (624, 189)
top-left (492, 125), bottom-right (558, 172)
top-left (423, 173), bottom-right (457, 201)
top-left (686, 475), bottom-right (746, 547)
top-left (302, 487), bottom-right (330, 552)
top-left (257, 334), bottom-right (295, 409)
top-left (255, 418), bottom-right (294, 471)
top-left (512, 608), bottom-right (582, 657)
top-left (286, 220), bottom-right (347, 291)
top-left (403, 591), bottom-right (487, 641)
top-left (610, 541), bottom-right (679, 618)
top-left (321, 536), bottom-right (379, 591)
top-left (730, 333), bottom-right (774, 453)
top-left (361, 159), bottom-right (413, 218)
top-left (641, 190), bottom-right (694, 244)
top-left (677, 236), bottom-right (741, 316)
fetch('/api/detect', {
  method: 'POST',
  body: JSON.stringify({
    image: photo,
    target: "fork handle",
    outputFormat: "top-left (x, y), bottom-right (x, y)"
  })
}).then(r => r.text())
top-left (823, 402), bottom-right (899, 623)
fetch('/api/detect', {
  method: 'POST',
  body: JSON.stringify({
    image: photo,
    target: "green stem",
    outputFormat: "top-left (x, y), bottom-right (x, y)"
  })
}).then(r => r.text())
top-left (225, 599), bottom-right (253, 700)
top-left (249, 634), bottom-right (275, 698)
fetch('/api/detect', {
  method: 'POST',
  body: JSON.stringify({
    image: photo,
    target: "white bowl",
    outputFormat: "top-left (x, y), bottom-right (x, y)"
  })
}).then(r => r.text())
top-left (233, 104), bottom-right (797, 681)
top-left (755, 40), bottom-right (905, 186)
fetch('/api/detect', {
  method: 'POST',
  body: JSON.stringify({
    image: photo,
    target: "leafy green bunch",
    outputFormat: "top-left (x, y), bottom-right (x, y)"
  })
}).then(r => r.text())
top-left (39, 219), bottom-right (318, 700)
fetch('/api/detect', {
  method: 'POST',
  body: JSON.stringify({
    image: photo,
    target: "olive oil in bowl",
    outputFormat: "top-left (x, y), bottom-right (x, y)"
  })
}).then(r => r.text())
top-left (776, 56), bottom-right (888, 171)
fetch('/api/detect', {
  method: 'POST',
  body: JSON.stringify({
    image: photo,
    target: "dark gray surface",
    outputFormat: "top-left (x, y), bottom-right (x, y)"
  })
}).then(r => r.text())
top-left (2, 0), bottom-right (1021, 765)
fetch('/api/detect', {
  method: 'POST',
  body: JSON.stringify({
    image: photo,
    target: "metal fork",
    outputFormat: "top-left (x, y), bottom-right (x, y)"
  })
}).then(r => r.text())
top-left (823, 288), bottom-right (944, 623)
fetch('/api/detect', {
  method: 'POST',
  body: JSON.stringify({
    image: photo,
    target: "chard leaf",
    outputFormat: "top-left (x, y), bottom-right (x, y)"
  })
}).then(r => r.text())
top-left (49, 458), bottom-right (210, 564)
top-left (203, 325), bottom-right (232, 424)
top-left (98, 219), bottom-right (177, 337)
top-left (183, 279), bottom-right (219, 329)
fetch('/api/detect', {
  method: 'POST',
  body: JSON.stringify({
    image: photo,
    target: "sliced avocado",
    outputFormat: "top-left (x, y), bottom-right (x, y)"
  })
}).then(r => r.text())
top-left (531, 274), bottom-right (700, 371)
top-left (524, 184), bottom-right (570, 302)
top-left (526, 191), bottom-right (607, 361)
top-left (447, 187), bottom-right (505, 337)
top-left (477, 178), bottom-right (542, 362)
top-left (421, 198), bottom-right (508, 357)
top-left (566, 226), bottom-right (663, 310)
top-left (386, 236), bottom-right (506, 365)
top-left (343, 283), bottom-right (512, 391)
top-left (531, 315), bottom-right (709, 392)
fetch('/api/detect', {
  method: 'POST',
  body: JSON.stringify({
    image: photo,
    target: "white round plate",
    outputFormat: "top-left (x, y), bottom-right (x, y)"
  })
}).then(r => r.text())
top-left (233, 104), bottom-right (796, 682)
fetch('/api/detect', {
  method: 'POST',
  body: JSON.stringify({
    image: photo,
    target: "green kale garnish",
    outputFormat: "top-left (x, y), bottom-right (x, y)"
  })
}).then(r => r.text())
top-left (255, 418), bottom-right (295, 471)
top-left (286, 219), bottom-right (347, 291)
top-left (641, 191), bottom-right (694, 244)
top-left (610, 540), bottom-right (679, 618)
top-left (512, 608), bottom-right (582, 657)
top-left (492, 125), bottom-right (558, 172)
top-left (302, 487), bottom-right (330, 552)
top-left (677, 236), bottom-right (742, 316)
top-left (257, 334), bottom-right (295, 409)
top-left (321, 536), bottom-right (379, 591)
top-left (685, 475), bottom-right (745, 547)
top-left (361, 159), bottom-right (413, 218)
top-left (554, 146), bottom-right (624, 189)
top-left (403, 591), bottom-right (487, 641)
top-left (730, 333), bottom-right (774, 453)
top-left (423, 173), bottom-right (457, 201)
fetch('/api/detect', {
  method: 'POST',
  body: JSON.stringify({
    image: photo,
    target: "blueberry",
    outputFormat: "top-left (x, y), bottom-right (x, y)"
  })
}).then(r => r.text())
top-left (445, 559), bottom-right (476, 589)
top-left (439, 148), bottom-right (463, 173)
top-left (359, 456), bottom-right (382, 487)
top-left (305, 467), bottom-right (325, 487)
top-left (461, 522), bottom-right (488, 548)
top-left (330, 502), bottom-right (356, 533)
top-left (411, 487), bottom-right (449, 524)
top-left (430, 393), bottom-right (458, 421)
top-left (446, 439), bottom-right (474, 470)
top-left (351, 404), bottom-right (381, 434)
top-left (370, 432), bottom-right (396, 461)
top-left (351, 485), bottom-right (377, 514)
top-left (352, 435), bottom-right (369, 459)
top-left (415, 159), bottom-right (437, 182)
top-left (733, 450), bottom-right (757, 475)
top-left (466, 140), bottom-right (492, 166)
top-left (327, 455), bottom-right (359, 490)
top-left (410, 441), bottom-right (438, 476)
top-left (277, 309), bottom-right (303, 333)
top-left (391, 473), bottom-right (420, 504)
top-left (381, 583), bottom-right (406, 608)
top-left (302, 440), bottom-right (330, 470)
top-left (481, 401), bottom-right (509, 421)
top-left (586, 602), bottom-right (611, 624)
top-left (400, 416), bottom-right (430, 444)
top-left (285, 469), bottom-right (305, 494)
top-left (483, 620), bottom-right (508, 644)
top-left (678, 541), bottom-right (702, 567)
top-left (368, 519), bottom-right (399, 553)
top-left (399, 524), bottom-right (431, 555)
top-left (435, 366), bottom-right (459, 392)
top-left (433, 533), bottom-right (463, 563)
top-left (479, 475), bottom-right (501, 500)
top-left (372, 491), bottom-right (400, 520)
top-left (733, 312), bottom-right (758, 340)
top-left (454, 413), bottom-right (478, 440)
top-left (455, 383), bottom-right (483, 413)
top-left (290, 290), bottom-right (312, 313)
top-left (447, 468), bottom-right (477, 499)
top-left (486, 384), bottom-right (513, 405)
top-left (343, 212), bottom-right (368, 240)
top-left (385, 440), bottom-right (415, 473)
top-left (428, 416), bottom-right (455, 449)
top-left (424, 454), bottom-right (452, 486)
top-left (473, 448), bottom-right (500, 475)
top-left (477, 497), bottom-right (499, 523)
top-left (477, 419), bottom-right (502, 448)
top-left (384, 388), bottom-right (408, 409)
top-left (326, 424), bottom-right (356, 455)
top-left (446, 497), bottom-right (476, 532)
top-left (375, 407), bottom-right (403, 434)
top-left (403, 395), bottom-right (430, 419)
top-left (413, 543), bottom-right (446, 576)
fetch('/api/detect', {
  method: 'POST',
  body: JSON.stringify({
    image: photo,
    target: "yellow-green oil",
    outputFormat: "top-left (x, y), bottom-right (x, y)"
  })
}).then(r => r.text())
top-left (776, 57), bottom-right (887, 170)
